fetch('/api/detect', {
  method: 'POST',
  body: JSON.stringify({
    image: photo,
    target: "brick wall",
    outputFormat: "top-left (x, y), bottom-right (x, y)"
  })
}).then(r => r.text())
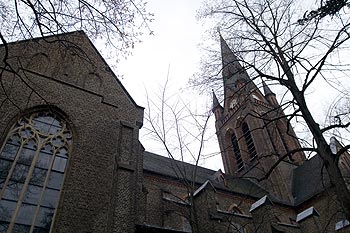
top-left (0, 31), bottom-right (144, 233)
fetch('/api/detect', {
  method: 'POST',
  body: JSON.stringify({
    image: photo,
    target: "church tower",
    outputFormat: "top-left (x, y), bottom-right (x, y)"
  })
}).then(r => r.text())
top-left (213, 36), bottom-right (305, 202)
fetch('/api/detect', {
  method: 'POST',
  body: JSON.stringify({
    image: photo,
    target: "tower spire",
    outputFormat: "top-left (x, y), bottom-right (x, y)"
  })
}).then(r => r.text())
top-left (219, 35), bottom-right (251, 99)
top-left (212, 89), bottom-right (223, 122)
top-left (262, 80), bottom-right (278, 106)
top-left (212, 89), bottom-right (221, 112)
top-left (262, 80), bottom-right (275, 96)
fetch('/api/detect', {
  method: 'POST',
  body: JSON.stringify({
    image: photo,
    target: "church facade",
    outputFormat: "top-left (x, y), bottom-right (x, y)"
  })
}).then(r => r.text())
top-left (0, 31), bottom-right (349, 233)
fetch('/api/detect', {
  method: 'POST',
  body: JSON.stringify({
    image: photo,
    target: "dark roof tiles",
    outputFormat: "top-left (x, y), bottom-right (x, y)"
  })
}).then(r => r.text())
top-left (143, 151), bottom-right (268, 199)
top-left (292, 155), bottom-right (331, 205)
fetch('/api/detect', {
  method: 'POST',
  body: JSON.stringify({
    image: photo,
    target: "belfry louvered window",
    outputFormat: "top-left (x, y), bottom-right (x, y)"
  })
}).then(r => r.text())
top-left (231, 133), bottom-right (244, 171)
top-left (0, 111), bottom-right (72, 232)
top-left (242, 123), bottom-right (257, 159)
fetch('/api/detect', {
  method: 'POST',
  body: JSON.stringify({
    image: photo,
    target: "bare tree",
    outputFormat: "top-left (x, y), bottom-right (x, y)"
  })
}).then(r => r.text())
top-left (144, 76), bottom-right (213, 233)
top-left (195, 0), bottom-right (350, 220)
top-left (298, 0), bottom-right (349, 24)
top-left (0, 0), bottom-right (153, 113)
top-left (0, 0), bottom-right (153, 59)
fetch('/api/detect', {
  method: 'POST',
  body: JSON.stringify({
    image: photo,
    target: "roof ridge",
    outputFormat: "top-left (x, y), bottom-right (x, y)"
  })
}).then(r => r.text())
top-left (144, 151), bottom-right (217, 172)
top-left (0, 30), bottom-right (85, 47)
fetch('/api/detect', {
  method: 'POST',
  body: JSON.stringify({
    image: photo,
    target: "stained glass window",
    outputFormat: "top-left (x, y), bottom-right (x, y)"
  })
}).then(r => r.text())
top-left (0, 111), bottom-right (72, 232)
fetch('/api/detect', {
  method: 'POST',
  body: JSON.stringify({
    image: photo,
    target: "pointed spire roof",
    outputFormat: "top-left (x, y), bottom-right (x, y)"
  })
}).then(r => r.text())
top-left (262, 80), bottom-right (275, 96)
top-left (219, 34), bottom-right (251, 96)
top-left (212, 90), bottom-right (222, 112)
top-left (220, 34), bottom-right (241, 68)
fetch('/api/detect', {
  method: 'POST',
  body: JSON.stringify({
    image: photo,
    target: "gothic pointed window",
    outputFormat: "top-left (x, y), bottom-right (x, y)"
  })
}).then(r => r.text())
top-left (0, 111), bottom-right (72, 232)
top-left (231, 133), bottom-right (244, 171)
top-left (242, 123), bottom-right (257, 159)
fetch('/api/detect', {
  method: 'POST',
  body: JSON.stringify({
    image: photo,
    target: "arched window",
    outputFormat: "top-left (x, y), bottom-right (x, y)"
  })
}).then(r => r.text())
top-left (0, 111), bottom-right (72, 232)
top-left (242, 123), bottom-right (257, 159)
top-left (231, 133), bottom-right (244, 171)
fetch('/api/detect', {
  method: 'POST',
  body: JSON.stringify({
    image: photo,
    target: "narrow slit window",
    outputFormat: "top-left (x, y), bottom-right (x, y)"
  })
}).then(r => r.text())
top-left (242, 123), bottom-right (257, 159)
top-left (231, 133), bottom-right (244, 171)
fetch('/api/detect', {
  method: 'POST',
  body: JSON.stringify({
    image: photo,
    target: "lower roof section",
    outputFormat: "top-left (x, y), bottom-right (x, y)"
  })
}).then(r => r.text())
top-left (135, 224), bottom-right (190, 233)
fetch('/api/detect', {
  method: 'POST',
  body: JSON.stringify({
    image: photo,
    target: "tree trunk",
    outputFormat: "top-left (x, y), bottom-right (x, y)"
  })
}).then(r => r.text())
top-left (293, 88), bottom-right (350, 220)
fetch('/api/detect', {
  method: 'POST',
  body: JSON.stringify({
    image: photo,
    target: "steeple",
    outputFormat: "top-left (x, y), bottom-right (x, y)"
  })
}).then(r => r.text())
top-left (262, 80), bottom-right (274, 96)
top-left (262, 80), bottom-right (278, 106)
top-left (214, 35), bottom-right (305, 203)
top-left (220, 35), bottom-right (251, 95)
top-left (212, 90), bottom-right (221, 111)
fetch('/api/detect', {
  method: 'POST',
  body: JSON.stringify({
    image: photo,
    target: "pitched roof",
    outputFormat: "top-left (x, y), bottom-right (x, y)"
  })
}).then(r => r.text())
top-left (292, 155), bottom-right (331, 205)
top-left (224, 175), bottom-right (269, 199)
top-left (249, 195), bottom-right (273, 212)
top-left (143, 151), bottom-right (269, 199)
top-left (1, 31), bottom-right (144, 111)
top-left (262, 80), bottom-right (275, 96)
top-left (143, 151), bottom-right (215, 184)
top-left (193, 180), bottom-right (216, 197)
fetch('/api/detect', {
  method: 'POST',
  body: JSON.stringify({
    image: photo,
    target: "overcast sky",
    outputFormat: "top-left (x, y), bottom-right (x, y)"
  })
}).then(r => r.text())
top-left (115, 0), bottom-right (350, 171)
top-left (117, 0), bottom-right (225, 170)
top-left (119, 0), bottom-right (205, 102)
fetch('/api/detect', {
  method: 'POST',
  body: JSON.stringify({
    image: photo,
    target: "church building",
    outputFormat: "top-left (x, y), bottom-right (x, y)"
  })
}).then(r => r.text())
top-left (0, 31), bottom-right (349, 233)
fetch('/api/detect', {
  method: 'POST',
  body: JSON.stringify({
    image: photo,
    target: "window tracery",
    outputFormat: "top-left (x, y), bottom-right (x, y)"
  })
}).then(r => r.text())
top-left (0, 111), bottom-right (72, 232)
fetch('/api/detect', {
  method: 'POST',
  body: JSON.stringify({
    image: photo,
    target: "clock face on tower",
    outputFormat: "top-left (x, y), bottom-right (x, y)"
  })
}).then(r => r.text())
top-left (229, 99), bottom-right (237, 109)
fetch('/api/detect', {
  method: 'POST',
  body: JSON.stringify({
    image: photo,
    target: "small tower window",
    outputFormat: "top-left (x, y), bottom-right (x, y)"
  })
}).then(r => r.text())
top-left (229, 99), bottom-right (237, 109)
top-left (231, 133), bottom-right (244, 171)
top-left (242, 123), bottom-right (257, 159)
